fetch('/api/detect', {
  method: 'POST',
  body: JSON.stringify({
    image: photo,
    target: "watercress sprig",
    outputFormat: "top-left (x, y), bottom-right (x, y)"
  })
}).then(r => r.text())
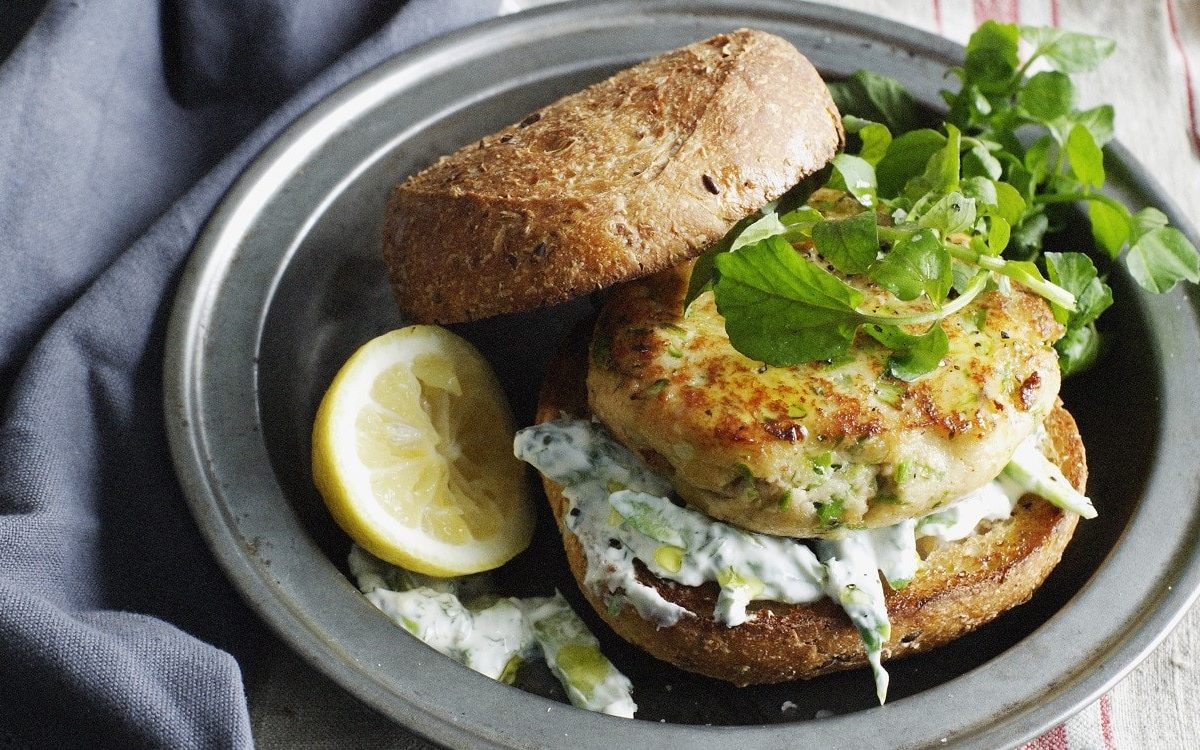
top-left (690, 21), bottom-right (1198, 379)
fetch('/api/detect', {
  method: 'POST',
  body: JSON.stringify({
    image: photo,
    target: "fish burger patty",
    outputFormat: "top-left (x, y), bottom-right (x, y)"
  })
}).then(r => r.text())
top-left (588, 252), bottom-right (1063, 539)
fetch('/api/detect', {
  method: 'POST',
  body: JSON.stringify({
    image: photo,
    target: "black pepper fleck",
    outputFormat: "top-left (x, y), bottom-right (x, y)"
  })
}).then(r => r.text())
top-left (702, 174), bottom-right (721, 195)
top-left (519, 112), bottom-right (541, 127)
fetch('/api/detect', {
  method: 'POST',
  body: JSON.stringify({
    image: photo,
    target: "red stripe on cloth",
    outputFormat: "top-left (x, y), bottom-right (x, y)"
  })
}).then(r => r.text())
top-left (1050, 0), bottom-right (1060, 27)
top-left (973, 0), bottom-right (1020, 24)
top-left (932, 0), bottom-right (944, 35)
top-left (1100, 694), bottom-right (1116, 749)
top-left (1021, 723), bottom-right (1069, 750)
top-left (1166, 0), bottom-right (1200, 153)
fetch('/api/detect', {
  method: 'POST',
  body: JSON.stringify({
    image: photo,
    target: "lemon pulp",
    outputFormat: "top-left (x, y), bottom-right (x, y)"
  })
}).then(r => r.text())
top-left (312, 326), bottom-right (533, 576)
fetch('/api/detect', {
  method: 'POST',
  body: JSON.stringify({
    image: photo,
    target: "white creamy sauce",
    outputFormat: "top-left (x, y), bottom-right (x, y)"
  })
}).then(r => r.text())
top-left (349, 546), bottom-right (636, 718)
top-left (515, 419), bottom-right (1050, 703)
top-left (917, 477), bottom-right (1023, 543)
top-left (364, 587), bottom-right (533, 679)
top-left (866, 519), bottom-right (920, 588)
top-left (1003, 427), bottom-right (1096, 518)
top-left (514, 419), bottom-right (690, 626)
top-left (524, 597), bottom-right (638, 718)
top-left (815, 534), bottom-right (892, 704)
top-left (607, 488), bottom-right (828, 626)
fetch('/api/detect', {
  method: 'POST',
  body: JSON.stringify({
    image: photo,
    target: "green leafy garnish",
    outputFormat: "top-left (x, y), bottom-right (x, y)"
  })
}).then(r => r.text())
top-left (828, 69), bottom-right (924, 133)
top-left (1065, 124), bottom-right (1104, 188)
top-left (713, 236), bottom-right (864, 364)
top-left (875, 129), bottom-right (946, 198)
top-left (1087, 199), bottom-right (1131, 257)
top-left (845, 116), bottom-right (893, 165)
top-left (869, 228), bottom-right (950, 302)
top-left (1043, 252), bottom-right (1112, 375)
top-left (864, 324), bottom-right (950, 382)
top-left (906, 124), bottom-right (962, 199)
top-left (830, 153), bottom-right (878, 207)
top-left (812, 210), bottom-right (879, 274)
top-left (687, 21), bottom-right (1196, 379)
top-left (961, 20), bottom-right (1019, 94)
top-left (918, 192), bottom-right (976, 235)
top-left (1125, 209), bottom-right (1200, 293)
top-left (1018, 71), bottom-right (1075, 122)
top-left (1019, 26), bottom-right (1117, 73)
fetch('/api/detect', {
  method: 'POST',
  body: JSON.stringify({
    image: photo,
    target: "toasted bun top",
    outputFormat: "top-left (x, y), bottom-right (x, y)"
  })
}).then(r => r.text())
top-left (383, 29), bottom-right (843, 323)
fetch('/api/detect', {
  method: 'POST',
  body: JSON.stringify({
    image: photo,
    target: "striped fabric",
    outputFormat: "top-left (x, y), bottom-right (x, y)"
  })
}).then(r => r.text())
top-left (1167, 0), bottom-right (1200, 152)
top-left (1024, 694), bottom-right (1116, 749)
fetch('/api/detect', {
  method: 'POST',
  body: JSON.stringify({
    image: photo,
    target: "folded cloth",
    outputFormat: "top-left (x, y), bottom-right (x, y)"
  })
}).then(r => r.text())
top-left (0, 1), bottom-right (497, 746)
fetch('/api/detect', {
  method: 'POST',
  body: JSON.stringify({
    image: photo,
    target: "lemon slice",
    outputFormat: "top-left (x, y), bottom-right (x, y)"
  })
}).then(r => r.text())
top-left (312, 325), bottom-right (534, 576)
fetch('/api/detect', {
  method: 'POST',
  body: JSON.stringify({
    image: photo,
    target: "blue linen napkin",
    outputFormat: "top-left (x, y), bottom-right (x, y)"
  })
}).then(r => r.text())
top-left (0, 1), bottom-right (498, 746)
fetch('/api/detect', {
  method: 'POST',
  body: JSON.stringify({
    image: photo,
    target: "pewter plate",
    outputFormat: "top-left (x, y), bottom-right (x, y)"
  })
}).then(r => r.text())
top-left (163, 2), bottom-right (1200, 748)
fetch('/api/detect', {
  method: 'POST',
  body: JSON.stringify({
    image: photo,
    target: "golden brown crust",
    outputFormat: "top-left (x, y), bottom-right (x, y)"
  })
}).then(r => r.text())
top-left (383, 29), bottom-right (843, 323)
top-left (536, 330), bottom-right (1087, 686)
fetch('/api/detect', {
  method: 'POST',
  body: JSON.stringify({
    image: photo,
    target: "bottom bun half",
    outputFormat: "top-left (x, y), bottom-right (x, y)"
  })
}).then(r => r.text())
top-left (534, 330), bottom-right (1087, 686)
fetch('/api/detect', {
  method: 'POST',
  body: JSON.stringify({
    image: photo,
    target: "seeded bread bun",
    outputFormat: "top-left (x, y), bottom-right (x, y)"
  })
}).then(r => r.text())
top-left (534, 331), bottom-right (1086, 686)
top-left (383, 29), bottom-right (843, 324)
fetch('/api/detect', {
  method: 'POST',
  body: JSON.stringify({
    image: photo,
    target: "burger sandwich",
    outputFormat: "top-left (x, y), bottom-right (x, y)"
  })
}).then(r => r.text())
top-left (382, 28), bottom-right (1101, 702)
